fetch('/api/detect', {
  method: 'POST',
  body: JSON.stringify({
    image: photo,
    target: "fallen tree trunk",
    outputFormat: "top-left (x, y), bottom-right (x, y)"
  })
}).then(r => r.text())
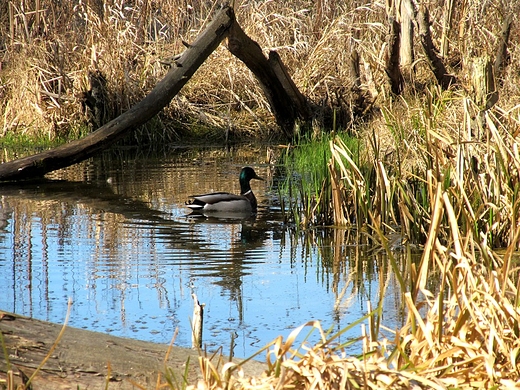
top-left (0, 6), bottom-right (235, 182)
top-left (227, 21), bottom-right (312, 138)
top-left (1, 4), bottom-right (322, 182)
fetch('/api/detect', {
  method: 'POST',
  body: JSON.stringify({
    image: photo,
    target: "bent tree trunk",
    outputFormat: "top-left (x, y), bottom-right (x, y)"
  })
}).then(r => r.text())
top-left (0, 5), bottom-right (315, 182)
top-left (227, 21), bottom-right (311, 137)
top-left (0, 6), bottom-right (235, 182)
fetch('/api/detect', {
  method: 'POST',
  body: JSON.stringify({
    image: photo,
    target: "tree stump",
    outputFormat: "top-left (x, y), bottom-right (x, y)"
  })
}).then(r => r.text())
top-left (418, 5), bottom-right (457, 89)
top-left (471, 57), bottom-right (498, 111)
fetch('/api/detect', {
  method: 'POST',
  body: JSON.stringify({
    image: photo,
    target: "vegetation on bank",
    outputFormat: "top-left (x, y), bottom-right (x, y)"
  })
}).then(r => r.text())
top-left (2, 0), bottom-right (520, 388)
top-left (281, 86), bottom-right (519, 249)
top-left (2, 0), bottom-right (517, 143)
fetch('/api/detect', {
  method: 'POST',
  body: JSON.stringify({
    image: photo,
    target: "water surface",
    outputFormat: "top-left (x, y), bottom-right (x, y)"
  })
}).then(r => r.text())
top-left (0, 146), bottom-right (404, 358)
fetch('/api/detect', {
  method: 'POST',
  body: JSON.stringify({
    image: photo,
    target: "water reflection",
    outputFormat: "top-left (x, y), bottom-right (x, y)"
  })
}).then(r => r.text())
top-left (0, 147), bottom-right (404, 358)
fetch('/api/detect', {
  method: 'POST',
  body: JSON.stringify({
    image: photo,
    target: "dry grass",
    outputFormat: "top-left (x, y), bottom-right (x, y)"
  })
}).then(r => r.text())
top-left (2, 0), bottom-right (517, 143)
top-left (179, 199), bottom-right (520, 390)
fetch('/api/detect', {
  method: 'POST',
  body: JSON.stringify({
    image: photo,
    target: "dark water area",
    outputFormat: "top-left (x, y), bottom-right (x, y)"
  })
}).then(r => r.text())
top-left (0, 145), bottom-right (405, 358)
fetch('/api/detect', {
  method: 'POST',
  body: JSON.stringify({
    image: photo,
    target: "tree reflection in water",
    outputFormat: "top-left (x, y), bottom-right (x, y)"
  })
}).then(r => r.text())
top-left (0, 149), bottom-right (404, 358)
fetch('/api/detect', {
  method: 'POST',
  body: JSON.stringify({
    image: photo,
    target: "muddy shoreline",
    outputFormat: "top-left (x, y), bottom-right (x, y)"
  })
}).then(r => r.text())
top-left (0, 312), bottom-right (265, 389)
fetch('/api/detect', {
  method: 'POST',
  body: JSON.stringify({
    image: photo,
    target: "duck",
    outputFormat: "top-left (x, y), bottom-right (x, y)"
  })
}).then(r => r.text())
top-left (186, 167), bottom-right (264, 214)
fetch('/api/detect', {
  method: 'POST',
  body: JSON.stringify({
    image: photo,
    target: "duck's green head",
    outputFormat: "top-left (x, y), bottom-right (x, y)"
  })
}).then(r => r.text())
top-left (239, 167), bottom-right (264, 193)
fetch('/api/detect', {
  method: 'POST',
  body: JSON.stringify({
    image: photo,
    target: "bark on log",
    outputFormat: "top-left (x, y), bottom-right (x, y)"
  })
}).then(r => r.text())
top-left (268, 51), bottom-right (312, 121)
top-left (350, 50), bottom-right (361, 89)
top-left (417, 6), bottom-right (457, 89)
top-left (399, 0), bottom-right (415, 73)
top-left (471, 57), bottom-right (498, 111)
top-left (227, 21), bottom-right (299, 138)
top-left (0, 6), bottom-right (235, 182)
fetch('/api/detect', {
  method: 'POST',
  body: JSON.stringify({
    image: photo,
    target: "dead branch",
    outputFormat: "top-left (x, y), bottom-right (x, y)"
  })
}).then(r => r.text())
top-left (494, 14), bottom-right (513, 77)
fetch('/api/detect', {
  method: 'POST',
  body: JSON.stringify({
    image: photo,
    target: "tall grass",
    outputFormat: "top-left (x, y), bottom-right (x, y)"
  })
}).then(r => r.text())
top-left (283, 84), bottom-right (520, 250)
top-left (277, 132), bottom-right (361, 227)
top-left (3, 0), bottom-right (516, 145)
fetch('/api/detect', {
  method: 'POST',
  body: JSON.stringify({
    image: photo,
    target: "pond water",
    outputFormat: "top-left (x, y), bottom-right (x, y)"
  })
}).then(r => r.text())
top-left (0, 145), bottom-right (405, 359)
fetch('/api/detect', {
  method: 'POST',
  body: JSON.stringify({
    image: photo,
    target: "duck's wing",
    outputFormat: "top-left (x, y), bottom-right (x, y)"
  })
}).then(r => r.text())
top-left (187, 192), bottom-right (245, 207)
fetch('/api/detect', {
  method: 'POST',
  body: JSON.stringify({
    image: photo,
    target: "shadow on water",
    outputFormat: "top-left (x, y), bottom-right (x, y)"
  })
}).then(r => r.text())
top-left (0, 147), bottom-right (407, 358)
top-left (0, 179), bottom-right (169, 224)
top-left (0, 174), bottom-right (275, 280)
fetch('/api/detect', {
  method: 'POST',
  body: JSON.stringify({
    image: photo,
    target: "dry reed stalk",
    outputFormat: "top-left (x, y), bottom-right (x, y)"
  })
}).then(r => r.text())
top-left (328, 159), bottom-right (349, 225)
top-left (194, 198), bottom-right (520, 389)
top-left (188, 319), bottom-right (452, 390)
top-left (389, 187), bottom-right (520, 387)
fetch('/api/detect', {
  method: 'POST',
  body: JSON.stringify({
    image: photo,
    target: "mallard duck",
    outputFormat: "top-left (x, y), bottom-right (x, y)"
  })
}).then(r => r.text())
top-left (186, 167), bottom-right (264, 213)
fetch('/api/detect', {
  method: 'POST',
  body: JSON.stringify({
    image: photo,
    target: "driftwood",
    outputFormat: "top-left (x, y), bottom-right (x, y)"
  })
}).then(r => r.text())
top-left (417, 6), bottom-right (457, 90)
top-left (0, 6), bottom-right (235, 182)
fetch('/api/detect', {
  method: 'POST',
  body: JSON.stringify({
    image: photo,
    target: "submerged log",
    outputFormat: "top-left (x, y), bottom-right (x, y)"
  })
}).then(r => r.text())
top-left (0, 6), bottom-right (235, 182)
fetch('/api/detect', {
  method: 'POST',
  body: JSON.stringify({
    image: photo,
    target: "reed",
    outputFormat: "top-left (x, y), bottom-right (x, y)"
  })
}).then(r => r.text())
top-left (278, 133), bottom-right (361, 228)
top-left (282, 82), bottom-right (520, 250)
top-left (179, 189), bottom-right (520, 390)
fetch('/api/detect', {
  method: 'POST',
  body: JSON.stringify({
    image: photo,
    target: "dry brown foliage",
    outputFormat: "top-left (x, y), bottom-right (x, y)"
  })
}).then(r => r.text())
top-left (1, 0), bottom-right (518, 143)
top-left (184, 215), bottom-right (520, 389)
